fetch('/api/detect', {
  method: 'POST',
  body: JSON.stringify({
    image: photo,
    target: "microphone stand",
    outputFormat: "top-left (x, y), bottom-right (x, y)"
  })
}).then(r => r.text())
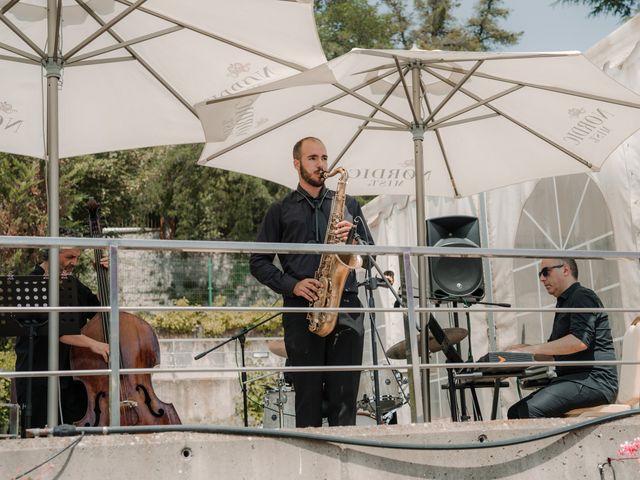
top-left (354, 234), bottom-right (404, 425)
top-left (194, 312), bottom-right (281, 427)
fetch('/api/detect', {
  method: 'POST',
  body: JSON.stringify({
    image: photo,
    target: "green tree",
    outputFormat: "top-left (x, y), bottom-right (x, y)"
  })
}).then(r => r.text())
top-left (557, 0), bottom-right (639, 17)
top-left (0, 154), bottom-right (47, 273)
top-left (385, 0), bottom-right (521, 51)
top-left (315, 0), bottom-right (397, 59)
top-left (141, 144), bottom-right (287, 241)
top-left (466, 0), bottom-right (523, 51)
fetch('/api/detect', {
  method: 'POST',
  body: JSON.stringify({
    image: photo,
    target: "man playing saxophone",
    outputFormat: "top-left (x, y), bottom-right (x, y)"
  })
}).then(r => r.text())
top-left (250, 136), bottom-right (374, 428)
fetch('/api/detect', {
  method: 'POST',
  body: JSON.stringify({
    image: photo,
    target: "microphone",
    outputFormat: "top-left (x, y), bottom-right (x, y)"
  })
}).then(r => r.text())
top-left (358, 277), bottom-right (391, 289)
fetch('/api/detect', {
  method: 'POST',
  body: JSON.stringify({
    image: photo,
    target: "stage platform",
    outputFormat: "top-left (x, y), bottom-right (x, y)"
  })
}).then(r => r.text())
top-left (1, 414), bottom-right (639, 479)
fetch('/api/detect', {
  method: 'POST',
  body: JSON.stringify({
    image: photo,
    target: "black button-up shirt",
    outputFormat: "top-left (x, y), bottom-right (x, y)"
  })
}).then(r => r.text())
top-left (249, 185), bottom-right (373, 300)
top-left (549, 282), bottom-right (618, 401)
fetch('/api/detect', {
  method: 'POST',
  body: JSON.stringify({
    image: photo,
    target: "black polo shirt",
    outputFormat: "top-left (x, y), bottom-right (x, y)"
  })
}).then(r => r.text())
top-left (249, 184), bottom-right (373, 299)
top-left (549, 282), bottom-right (618, 402)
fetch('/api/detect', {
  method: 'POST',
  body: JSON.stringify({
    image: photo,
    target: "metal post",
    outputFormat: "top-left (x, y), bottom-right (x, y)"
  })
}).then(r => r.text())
top-left (411, 62), bottom-right (431, 422)
top-left (109, 245), bottom-right (121, 426)
top-left (479, 192), bottom-right (497, 352)
top-left (401, 252), bottom-right (424, 423)
top-left (45, 0), bottom-right (61, 430)
top-left (207, 256), bottom-right (213, 306)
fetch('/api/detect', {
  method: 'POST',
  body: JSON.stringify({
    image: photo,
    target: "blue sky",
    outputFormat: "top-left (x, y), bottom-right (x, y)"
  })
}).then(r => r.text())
top-left (454, 0), bottom-right (625, 52)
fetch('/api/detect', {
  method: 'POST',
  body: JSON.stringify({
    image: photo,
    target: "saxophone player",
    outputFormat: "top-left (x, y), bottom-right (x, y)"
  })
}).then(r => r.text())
top-left (250, 136), bottom-right (374, 428)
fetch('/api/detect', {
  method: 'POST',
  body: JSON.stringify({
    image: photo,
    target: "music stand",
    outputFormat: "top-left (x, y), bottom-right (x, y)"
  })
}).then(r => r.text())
top-left (0, 275), bottom-right (82, 431)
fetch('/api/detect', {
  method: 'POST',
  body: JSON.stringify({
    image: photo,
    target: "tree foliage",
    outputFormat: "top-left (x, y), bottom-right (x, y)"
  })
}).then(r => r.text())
top-left (558, 0), bottom-right (639, 17)
top-left (317, 0), bottom-right (522, 55)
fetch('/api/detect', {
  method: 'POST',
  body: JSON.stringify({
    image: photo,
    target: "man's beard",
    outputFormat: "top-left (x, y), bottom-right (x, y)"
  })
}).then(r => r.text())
top-left (300, 165), bottom-right (324, 188)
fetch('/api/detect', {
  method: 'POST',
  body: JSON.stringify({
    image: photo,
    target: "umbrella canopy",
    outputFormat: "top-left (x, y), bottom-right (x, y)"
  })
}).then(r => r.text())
top-left (0, 0), bottom-right (325, 159)
top-left (196, 48), bottom-right (640, 198)
top-left (196, 48), bottom-right (640, 423)
top-left (0, 0), bottom-right (325, 428)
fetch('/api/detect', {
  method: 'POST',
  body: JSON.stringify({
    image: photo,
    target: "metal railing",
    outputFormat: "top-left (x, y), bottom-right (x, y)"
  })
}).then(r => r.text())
top-left (1, 235), bottom-right (639, 430)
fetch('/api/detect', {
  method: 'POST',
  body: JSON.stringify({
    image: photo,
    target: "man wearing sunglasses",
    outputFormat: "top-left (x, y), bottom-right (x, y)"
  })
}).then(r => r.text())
top-left (506, 258), bottom-right (618, 418)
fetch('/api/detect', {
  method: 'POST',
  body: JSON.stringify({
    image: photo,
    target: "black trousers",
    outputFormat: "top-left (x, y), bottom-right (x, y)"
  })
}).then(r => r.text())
top-left (508, 378), bottom-right (610, 419)
top-left (16, 377), bottom-right (87, 430)
top-left (283, 294), bottom-right (364, 428)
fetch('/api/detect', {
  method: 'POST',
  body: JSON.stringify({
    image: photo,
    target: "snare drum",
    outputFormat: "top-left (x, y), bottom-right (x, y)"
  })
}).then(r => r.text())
top-left (263, 386), bottom-right (296, 429)
top-left (357, 369), bottom-right (406, 416)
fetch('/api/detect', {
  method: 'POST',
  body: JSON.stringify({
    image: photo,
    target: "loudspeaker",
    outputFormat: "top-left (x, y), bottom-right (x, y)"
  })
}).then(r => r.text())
top-left (426, 215), bottom-right (485, 300)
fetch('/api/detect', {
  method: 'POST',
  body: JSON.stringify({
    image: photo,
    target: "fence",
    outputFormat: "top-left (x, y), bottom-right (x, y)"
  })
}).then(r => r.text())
top-left (1, 235), bottom-right (639, 432)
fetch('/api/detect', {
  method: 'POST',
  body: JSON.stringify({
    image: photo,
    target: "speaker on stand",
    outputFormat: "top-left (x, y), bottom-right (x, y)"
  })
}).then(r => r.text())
top-left (426, 215), bottom-right (484, 300)
top-left (426, 215), bottom-right (485, 421)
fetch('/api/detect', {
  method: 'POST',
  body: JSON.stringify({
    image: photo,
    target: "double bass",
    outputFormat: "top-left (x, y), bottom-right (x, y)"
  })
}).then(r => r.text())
top-left (70, 199), bottom-right (181, 426)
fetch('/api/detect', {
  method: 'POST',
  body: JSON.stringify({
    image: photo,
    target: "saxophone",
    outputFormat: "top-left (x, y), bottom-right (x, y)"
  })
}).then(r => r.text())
top-left (307, 167), bottom-right (363, 337)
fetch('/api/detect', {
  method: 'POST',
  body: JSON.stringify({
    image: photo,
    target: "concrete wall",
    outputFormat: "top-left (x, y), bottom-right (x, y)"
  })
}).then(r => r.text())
top-left (2, 416), bottom-right (639, 479)
top-left (153, 338), bottom-right (286, 425)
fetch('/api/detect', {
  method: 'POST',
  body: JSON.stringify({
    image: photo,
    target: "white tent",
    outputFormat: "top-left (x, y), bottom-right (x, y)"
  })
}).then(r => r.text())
top-left (361, 15), bottom-right (640, 421)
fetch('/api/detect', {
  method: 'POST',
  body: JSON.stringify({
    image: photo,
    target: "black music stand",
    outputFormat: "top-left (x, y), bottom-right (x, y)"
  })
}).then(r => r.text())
top-left (0, 275), bottom-right (82, 431)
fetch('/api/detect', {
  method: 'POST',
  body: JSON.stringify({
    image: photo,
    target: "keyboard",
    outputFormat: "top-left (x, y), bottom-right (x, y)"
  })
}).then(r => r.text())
top-left (475, 351), bottom-right (536, 375)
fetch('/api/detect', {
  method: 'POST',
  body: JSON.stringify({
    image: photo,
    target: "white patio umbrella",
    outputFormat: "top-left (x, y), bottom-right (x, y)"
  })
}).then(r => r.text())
top-left (195, 47), bottom-right (640, 421)
top-left (0, 0), bottom-right (325, 426)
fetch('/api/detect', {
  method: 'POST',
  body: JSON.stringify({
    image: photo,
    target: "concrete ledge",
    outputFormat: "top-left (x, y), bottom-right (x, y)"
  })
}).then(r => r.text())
top-left (2, 416), bottom-right (640, 479)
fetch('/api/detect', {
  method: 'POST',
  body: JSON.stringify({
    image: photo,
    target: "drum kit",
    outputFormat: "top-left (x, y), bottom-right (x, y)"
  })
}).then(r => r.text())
top-left (262, 327), bottom-right (468, 427)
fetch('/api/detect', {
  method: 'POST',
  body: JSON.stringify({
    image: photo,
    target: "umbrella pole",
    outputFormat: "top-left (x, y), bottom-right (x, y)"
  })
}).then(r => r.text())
top-left (411, 64), bottom-right (431, 422)
top-left (46, 0), bottom-right (61, 430)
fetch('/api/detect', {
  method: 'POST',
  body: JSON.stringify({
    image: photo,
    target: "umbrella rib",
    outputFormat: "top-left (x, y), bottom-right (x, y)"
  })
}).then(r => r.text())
top-left (421, 82), bottom-right (459, 197)
top-left (66, 0), bottom-right (148, 60)
top-left (0, 0), bottom-right (20, 14)
top-left (360, 126), bottom-right (406, 131)
top-left (423, 60), bottom-right (483, 125)
top-left (66, 56), bottom-right (135, 67)
top-left (73, 0), bottom-right (196, 117)
top-left (201, 105), bottom-right (315, 163)
top-left (0, 53), bottom-right (38, 64)
top-left (0, 41), bottom-right (42, 63)
top-left (66, 26), bottom-right (183, 65)
top-left (333, 82), bottom-right (411, 128)
top-left (0, 12), bottom-right (46, 59)
top-left (427, 113), bottom-right (500, 130)
top-left (352, 62), bottom-right (399, 76)
top-left (114, 0), bottom-right (309, 72)
top-left (394, 56), bottom-right (419, 124)
top-left (202, 70), bottom-right (402, 163)
top-left (423, 65), bottom-right (595, 169)
top-left (331, 68), bottom-right (408, 168)
top-left (430, 64), bottom-right (640, 109)
top-left (427, 85), bottom-right (524, 129)
top-left (315, 106), bottom-right (405, 128)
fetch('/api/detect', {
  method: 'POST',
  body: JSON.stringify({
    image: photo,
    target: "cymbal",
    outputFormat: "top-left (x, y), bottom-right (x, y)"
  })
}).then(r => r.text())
top-left (386, 328), bottom-right (468, 359)
top-left (267, 339), bottom-right (287, 358)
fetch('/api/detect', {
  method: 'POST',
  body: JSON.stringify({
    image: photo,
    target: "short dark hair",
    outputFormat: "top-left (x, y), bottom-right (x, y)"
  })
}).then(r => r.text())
top-left (561, 258), bottom-right (579, 279)
top-left (292, 137), bottom-right (323, 160)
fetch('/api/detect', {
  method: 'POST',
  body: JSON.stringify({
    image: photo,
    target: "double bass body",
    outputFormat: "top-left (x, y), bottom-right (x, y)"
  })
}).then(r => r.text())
top-left (69, 198), bottom-right (181, 427)
top-left (70, 311), bottom-right (181, 427)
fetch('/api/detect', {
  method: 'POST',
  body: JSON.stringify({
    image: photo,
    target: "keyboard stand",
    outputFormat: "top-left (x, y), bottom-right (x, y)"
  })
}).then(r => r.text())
top-left (428, 316), bottom-right (482, 421)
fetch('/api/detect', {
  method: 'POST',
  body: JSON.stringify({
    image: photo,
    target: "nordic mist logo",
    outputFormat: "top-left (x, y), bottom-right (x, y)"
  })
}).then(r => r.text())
top-left (563, 107), bottom-right (614, 146)
top-left (0, 101), bottom-right (23, 134)
top-left (227, 62), bottom-right (251, 79)
top-left (210, 63), bottom-right (276, 100)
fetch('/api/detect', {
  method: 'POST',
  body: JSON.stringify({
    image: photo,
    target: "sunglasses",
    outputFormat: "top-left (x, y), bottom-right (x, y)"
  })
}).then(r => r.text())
top-left (538, 264), bottom-right (564, 278)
